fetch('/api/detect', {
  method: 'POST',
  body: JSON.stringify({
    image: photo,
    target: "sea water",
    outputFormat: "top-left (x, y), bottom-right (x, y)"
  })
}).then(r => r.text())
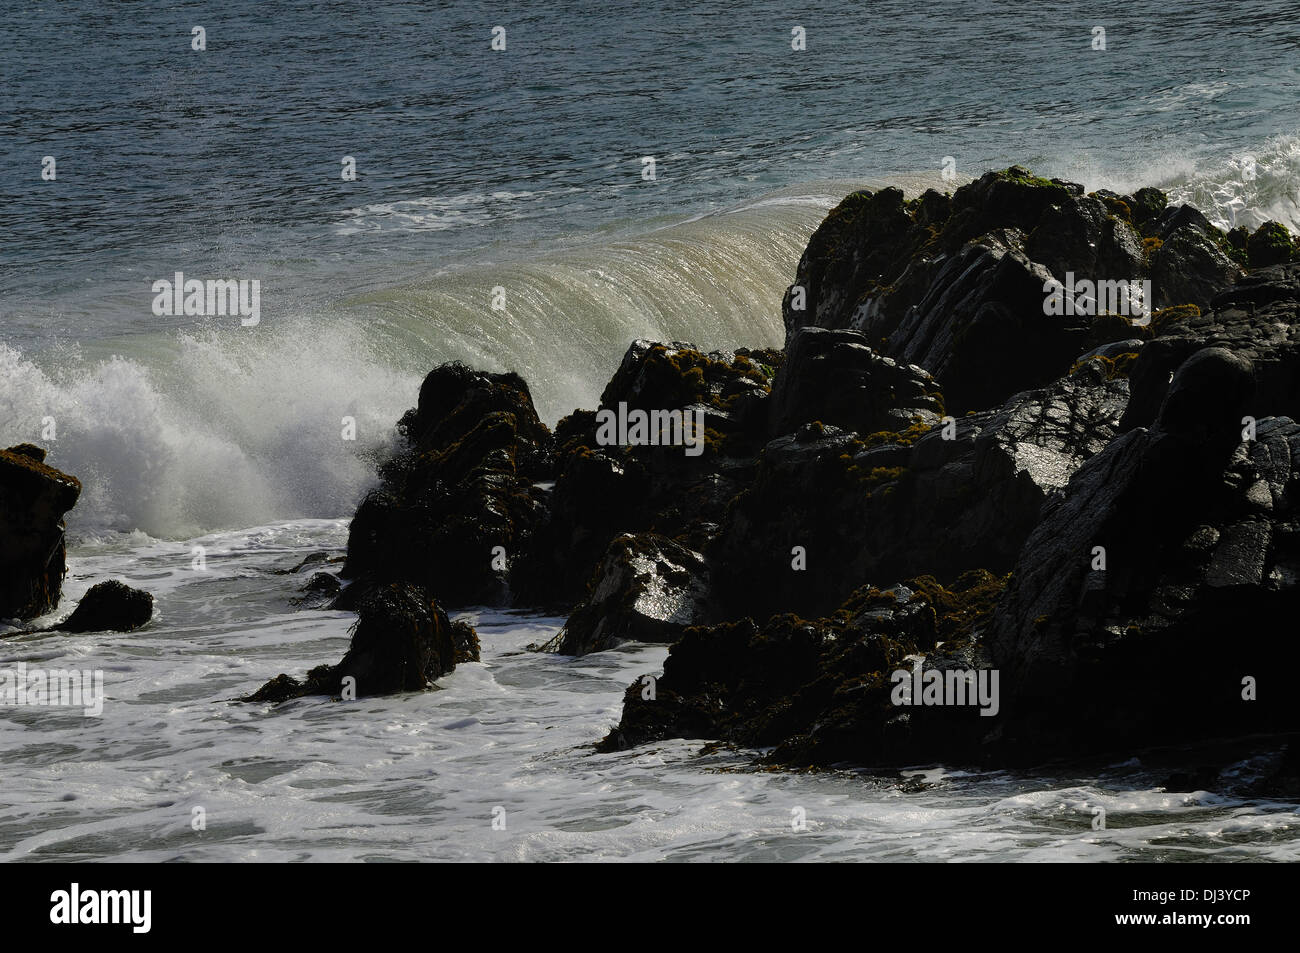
top-left (2, 0), bottom-right (1299, 860)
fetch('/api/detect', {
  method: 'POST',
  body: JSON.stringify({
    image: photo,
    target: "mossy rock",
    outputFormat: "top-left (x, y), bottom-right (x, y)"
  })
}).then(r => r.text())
top-left (1247, 221), bottom-right (1295, 268)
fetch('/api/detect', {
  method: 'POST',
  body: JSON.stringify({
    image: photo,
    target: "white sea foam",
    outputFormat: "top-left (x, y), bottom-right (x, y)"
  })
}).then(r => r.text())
top-left (3, 153), bottom-right (1296, 543)
top-left (0, 520), bottom-right (1293, 862)
top-left (2, 190), bottom-right (838, 539)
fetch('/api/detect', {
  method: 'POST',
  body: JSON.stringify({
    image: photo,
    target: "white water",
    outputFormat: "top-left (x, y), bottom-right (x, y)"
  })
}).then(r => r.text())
top-left (3, 155), bottom-right (1297, 541)
top-left (4, 162), bottom-right (1300, 861)
top-left (0, 521), bottom-right (1296, 862)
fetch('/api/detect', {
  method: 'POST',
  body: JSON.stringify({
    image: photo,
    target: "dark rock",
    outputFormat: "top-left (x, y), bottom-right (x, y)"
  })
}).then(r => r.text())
top-left (599, 571), bottom-right (1007, 768)
top-left (273, 551), bottom-right (339, 575)
top-left (510, 341), bottom-right (780, 608)
top-left (711, 369), bottom-right (1129, 620)
top-left (545, 533), bottom-right (712, 655)
top-left (781, 186), bottom-right (934, 340)
top-left (57, 580), bottom-right (153, 633)
top-left (1148, 207), bottom-right (1245, 311)
top-left (1121, 265), bottom-right (1300, 432)
top-left (1247, 221), bottom-right (1295, 268)
top-left (1128, 187), bottom-right (1168, 228)
top-left (767, 326), bottom-right (943, 436)
top-left (871, 230), bottom-right (1096, 413)
top-left (984, 355), bottom-right (1297, 759)
top-left (1253, 740), bottom-right (1300, 797)
top-left (248, 583), bottom-right (478, 702)
top-left (0, 445), bottom-right (80, 620)
top-left (339, 362), bottom-right (552, 607)
top-left (784, 170), bottom-right (1241, 414)
top-left (291, 571), bottom-right (342, 608)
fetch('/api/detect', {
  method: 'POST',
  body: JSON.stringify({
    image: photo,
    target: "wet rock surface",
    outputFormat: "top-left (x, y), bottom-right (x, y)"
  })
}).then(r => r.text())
top-left (339, 362), bottom-right (552, 608)
top-left (0, 444), bottom-right (81, 621)
top-left (308, 168), bottom-right (1300, 774)
top-left (249, 583), bottom-right (479, 702)
top-left (56, 580), bottom-right (154, 633)
top-left (545, 533), bottom-right (713, 656)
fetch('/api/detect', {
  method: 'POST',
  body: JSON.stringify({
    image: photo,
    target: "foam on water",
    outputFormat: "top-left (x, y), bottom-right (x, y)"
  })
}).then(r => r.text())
top-left (5, 154), bottom-right (1299, 542)
top-left (1, 521), bottom-right (1296, 862)
top-left (2, 186), bottom-right (852, 539)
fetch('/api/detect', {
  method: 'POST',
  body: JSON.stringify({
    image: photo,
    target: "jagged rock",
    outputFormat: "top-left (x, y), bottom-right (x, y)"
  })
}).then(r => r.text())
top-left (780, 186), bottom-right (937, 340)
top-left (248, 583), bottom-right (477, 702)
top-left (57, 580), bottom-right (153, 633)
top-left (510, 341), bottom-right (779, 608)
top-left (599, 571), bottom-right (1007, 767)
top-left (1121, 263), bottom-right (1300, 432)
top-left (339, 362), bottom-right (552, 607)
top-left (1147, 204), bottom-right (1245, 311)
top-left (767, 326), bottom-right (944, 436)
top-left (711, 367), bottom-right (1129, 620)
top-left (873, 230), bottom-right (1097, 413)
top-left (0, 446), bottom-right (81, 621)
top-left (785, 169), bottom-right (1242, 414)
top-left (544, 533), bottom-right (712, 655)
top-left (985, 348), bottom-right (1296, 758)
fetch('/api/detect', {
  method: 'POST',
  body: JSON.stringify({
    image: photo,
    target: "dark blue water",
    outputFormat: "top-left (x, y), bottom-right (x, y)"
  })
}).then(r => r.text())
top-left (4, 0), bottom-right (1299, 310)
top-left (2, 1), bottom-right (1299, 538)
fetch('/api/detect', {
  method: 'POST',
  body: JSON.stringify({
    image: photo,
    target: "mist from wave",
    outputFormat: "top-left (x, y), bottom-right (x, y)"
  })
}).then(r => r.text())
top-left (3, 147), bottom-right (1299, 542)
top-left (0, 187), bottom-right (848, 540)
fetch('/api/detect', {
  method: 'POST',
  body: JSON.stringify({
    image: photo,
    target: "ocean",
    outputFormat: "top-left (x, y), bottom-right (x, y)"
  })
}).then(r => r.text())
top-left (2, 0), bottom-right (1299, 860)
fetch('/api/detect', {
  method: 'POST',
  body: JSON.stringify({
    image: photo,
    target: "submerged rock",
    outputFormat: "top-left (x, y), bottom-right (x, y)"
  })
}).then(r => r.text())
top-left (0, 445), bottom-right (81, 621)
top-left (291, 571), bottom-right (342, 608)
top-left (248, 582), bottom-right (478, 702)
top-left (57, 580), bottom-right (153, 633)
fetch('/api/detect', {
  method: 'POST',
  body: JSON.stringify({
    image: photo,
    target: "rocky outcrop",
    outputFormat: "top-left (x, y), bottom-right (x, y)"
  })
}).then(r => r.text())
top-left (984, 346), bottom-right (1293, 758)
top-left (323, 166), bottom-right (1300, 777)
top-left (0, 444), bottom-right (81, 621)
top-left (784, 168), bottom-right (1243, 414)
top-left (595, 172), bottom-right (1299, 772)
top-left (1121, 263), bottom-right (1300, 431)
top-left (248, 583), bottom-right (479, 702)
top-left (543, 533), bottom-right (712, 656)
top-left (57, 580), bottom-right (154, 633)
top-left (599, 571), bottom-right (1007, 768)
top-left (509, 341), bottom-right (780, 607)
top-left (339, 362), bottom-right (552, 608)
top-left (767, 326), bottom-right (944, 436)
top-left (711, 358), bottom-right (1129, 619)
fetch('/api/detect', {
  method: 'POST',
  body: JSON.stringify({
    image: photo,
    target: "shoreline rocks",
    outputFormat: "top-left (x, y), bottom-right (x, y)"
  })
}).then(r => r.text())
top-left (325, 167), bottom-right (1300, 775)
top-left (248, 583), bottom-right (479, 703)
